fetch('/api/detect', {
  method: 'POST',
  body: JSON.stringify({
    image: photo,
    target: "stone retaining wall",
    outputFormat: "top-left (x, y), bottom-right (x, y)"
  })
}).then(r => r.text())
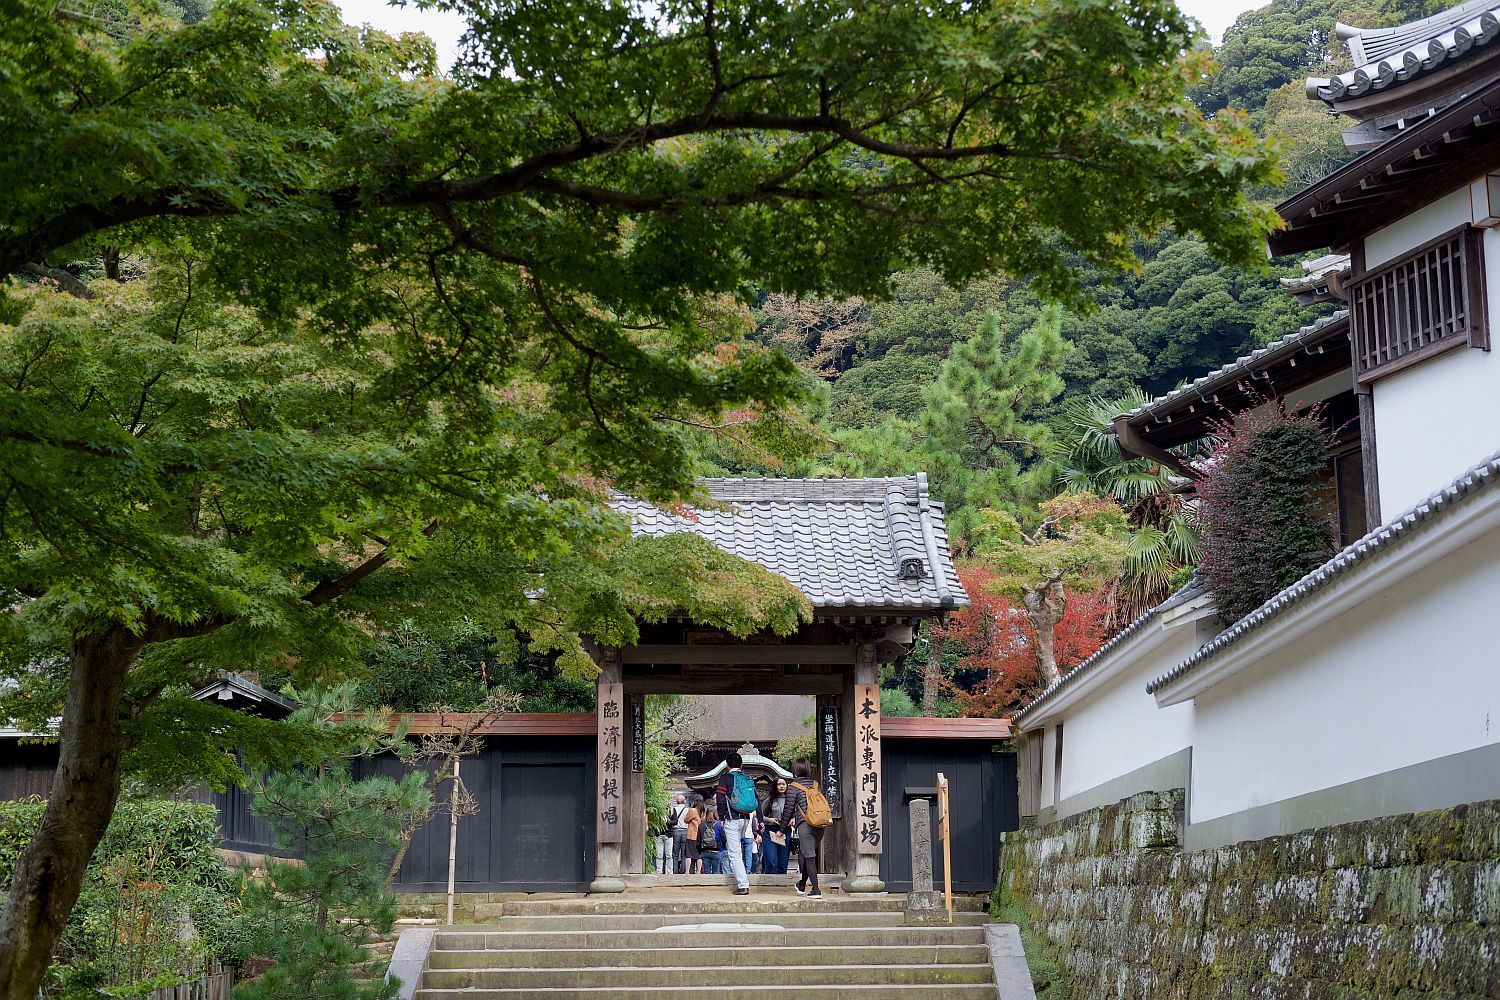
top-left (996, 790), bottom-right (1500, 998)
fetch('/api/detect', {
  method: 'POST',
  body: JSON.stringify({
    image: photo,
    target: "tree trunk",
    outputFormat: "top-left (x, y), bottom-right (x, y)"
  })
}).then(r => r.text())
top-left (1022, 569), bottom-right (1067, 688)
top-left (0, 628), bottom-right (133, 1000)
top-left (920, 656), bottom-right (942, 715)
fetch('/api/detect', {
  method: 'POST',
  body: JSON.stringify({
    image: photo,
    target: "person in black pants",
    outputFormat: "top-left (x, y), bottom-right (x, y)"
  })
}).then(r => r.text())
top-left (779, 757), bottom-right (825, 898)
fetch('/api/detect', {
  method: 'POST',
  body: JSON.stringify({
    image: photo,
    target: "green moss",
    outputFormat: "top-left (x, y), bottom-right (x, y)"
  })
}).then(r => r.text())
top-left (991, 900), bottom-right (1076, 1000)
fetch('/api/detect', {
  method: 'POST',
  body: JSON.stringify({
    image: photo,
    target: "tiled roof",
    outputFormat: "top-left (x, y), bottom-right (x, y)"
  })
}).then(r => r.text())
top-left (1278, 253), bottom-right (1351, 295)
top-left (1310, 0), bottom-right (1500, 102)
top-left (613, 475), bottom-right (967, 614)
top-left (1147, 450), bottom-right (1500, 695)
top-left (1120, 311), bottom-right (1350, 426)
top-left (1013, 576), bottom-right (1208, 727)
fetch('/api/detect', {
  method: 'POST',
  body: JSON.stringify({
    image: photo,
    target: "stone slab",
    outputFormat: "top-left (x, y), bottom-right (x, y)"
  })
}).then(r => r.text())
top-left (983, 923), bottom-right (1036, 1000)
top-left (385, 926), bottom-right (434, 1000)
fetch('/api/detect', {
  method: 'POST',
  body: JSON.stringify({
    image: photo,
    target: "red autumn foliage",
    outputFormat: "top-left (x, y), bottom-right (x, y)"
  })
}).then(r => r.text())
top-left (938, 563), bottom-right (1113, 719)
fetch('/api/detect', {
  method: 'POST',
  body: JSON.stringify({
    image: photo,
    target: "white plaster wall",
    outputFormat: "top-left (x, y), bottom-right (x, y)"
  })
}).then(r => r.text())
top-left (1189, 519), bottom-right (1500, 823)
top-left (1039, 724), bottom-right (1058, 810)
top-left (1364, 181), bottom-right (1500, 514)
top-left (1058, 622), bottom-right (1201, 802)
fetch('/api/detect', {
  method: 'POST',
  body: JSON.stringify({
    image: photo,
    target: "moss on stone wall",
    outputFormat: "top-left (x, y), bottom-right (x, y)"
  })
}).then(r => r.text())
top-left (998, 792), bottom-right (1500, 998)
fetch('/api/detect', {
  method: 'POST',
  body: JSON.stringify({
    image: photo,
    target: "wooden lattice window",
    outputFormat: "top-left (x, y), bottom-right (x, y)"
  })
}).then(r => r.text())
top-left (1348, 225), bottom-right (1489, 385)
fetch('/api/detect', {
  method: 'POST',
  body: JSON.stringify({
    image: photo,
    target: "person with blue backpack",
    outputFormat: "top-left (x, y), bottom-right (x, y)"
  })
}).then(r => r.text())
top-left (714, 751), bottom-right (757, 895)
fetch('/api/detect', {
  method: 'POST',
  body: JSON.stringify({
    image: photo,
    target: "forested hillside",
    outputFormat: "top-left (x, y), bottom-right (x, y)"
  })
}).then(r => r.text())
top-left (713, 0), bottom-right (1440, 715)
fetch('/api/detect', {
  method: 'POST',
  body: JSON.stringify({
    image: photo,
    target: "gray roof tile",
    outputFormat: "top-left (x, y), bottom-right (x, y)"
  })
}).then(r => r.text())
top-left (613, 475), bottom-right (967, 613)
top-left (1310, 0), bottom-right (1500, 102)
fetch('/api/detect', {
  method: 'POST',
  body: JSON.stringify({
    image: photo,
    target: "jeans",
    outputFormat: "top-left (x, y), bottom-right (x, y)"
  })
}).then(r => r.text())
top-left (701, 850), bottom-right (721, 874)
top-left (740, 835), bottom-right (754, 876)
top-left (722, 817), bottom-right (750, 888)
top-left (671, 830), bottom-right (686, 874)
top-left (762, 837), bottom-right (789, 875)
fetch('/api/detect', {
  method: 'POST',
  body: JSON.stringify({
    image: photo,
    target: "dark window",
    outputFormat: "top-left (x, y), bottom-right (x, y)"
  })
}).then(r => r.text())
top-left (1348, 226), bottom-right (1489, 384)
top-left (1052, 723), bottom-right (1064, 806)
top-left (1333, 447), bottom-right (1367, 546)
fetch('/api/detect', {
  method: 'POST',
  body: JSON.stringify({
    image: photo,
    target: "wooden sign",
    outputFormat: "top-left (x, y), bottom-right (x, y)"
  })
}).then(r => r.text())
top-left (854, 683), bottom-right (882, 856)
top-left (597, 682), bottom-right (623, 843)
top-left (937, 772), bottom-right (953, 922)
top-left (818, 701), bottom-right (841, 818)
top-left (631, 698), bottom-right (645, 773)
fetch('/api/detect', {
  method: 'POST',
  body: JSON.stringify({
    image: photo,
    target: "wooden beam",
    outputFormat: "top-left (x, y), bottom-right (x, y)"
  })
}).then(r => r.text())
top-left (1112, 416), bottom-right (1201, 480)
top-left (623, 673), bottom-right (845, 696)
top-left (619, 644), bottom-right (856, 665)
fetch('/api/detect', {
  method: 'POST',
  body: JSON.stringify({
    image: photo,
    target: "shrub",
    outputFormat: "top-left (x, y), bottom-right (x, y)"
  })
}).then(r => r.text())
top-left (0, 795), bottom-right (245, 995)
top-left (1196, 406), bottom-right (1336, 624)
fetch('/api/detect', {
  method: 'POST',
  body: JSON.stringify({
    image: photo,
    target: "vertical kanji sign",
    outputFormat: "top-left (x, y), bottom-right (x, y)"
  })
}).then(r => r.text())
top-left (631, 698), bottom-right (645, 773)
top-left (818, 701), bottom-right (841, 818)
top-left (854, 683), bottom-right (882, 856)
top-left (597, 682), bottom-right (623, 843)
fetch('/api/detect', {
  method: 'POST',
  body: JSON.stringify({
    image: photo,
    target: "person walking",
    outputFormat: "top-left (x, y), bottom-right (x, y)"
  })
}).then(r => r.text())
top-left (780, 758), bottom-right (828, 898)
top-left (698, 804), bottom-right (722, 874)
top-left (761, 777), bottom-right (790, 875)
top-left (668, 793), bottom-right (689, 874)
top-left (684, 794), bottom-right (706, 875)
top-left (714, 751), bottom-right (755, 895)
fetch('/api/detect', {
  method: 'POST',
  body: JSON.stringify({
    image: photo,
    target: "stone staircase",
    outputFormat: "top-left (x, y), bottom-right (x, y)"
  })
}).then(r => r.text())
top-left (396, 894), bottom-right (997, 999)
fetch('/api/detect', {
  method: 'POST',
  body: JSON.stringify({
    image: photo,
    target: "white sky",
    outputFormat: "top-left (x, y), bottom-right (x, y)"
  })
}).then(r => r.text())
top-left (334, 0), bottom-right (1271, 75)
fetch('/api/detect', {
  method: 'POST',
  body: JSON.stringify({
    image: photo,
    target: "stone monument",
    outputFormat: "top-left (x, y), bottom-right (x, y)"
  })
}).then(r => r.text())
top-left (903, 797), bottom-right (946, 925)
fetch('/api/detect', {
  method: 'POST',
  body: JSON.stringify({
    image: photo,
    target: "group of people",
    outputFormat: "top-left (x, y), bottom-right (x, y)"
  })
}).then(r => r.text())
top-left (663, 754), bottom-right (827, 898)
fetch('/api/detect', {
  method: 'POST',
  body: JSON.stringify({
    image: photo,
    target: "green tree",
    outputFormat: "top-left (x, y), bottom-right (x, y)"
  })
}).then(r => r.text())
top-left (237, 689), bottom-right (427, 1000)
top-left (919, 308), bottom-right (1073, 545)
top-left (1052, 390), bottom-right (1200, 621)
top-left (970, 494), bottom-right (1130, 686)
top-left (0, 0), bottom-right (1279, 991)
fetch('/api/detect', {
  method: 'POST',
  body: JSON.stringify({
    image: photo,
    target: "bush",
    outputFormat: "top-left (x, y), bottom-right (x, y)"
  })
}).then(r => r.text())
top-left (0, 795), bottom-right (245, 995)
top-left (1196, 407), bottom-right (1336, 624)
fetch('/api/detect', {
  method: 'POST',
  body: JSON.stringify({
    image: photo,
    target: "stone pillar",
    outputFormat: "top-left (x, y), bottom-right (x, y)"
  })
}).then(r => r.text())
top-left (590, 650), bottom-right (626, 893)
top-left (845, 640), bottom-right (886, 893)
top-left (903, 798), bottom-right (945, 924)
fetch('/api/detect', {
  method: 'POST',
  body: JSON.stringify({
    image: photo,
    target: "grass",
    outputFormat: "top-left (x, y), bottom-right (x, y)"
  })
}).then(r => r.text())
top-left (989, 896), bottom-right (1075, 1000)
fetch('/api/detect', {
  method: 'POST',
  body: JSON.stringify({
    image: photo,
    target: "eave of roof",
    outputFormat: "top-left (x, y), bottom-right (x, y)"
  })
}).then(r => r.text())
top-left (190, 672), bottom-right (298, 716)
top-left (1013, 579), bottom-right (1209, 729)
top-left (1147, 450), bottom-right (1500, 699)
top-left (1119, 311), bottom-right (1351, 441)
top-left (1311, 2), bottom-right (1500, 104)
top-left (1271, 77), bottom-right (1500, 255)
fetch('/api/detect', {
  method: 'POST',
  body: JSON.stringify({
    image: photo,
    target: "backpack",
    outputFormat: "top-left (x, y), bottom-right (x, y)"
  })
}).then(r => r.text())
top-left (697, 818), bottom-right (718, 852)
top-left (792, 780), bottom-right (832, 828)
top-left (728, 769), bottom-right (758, 815)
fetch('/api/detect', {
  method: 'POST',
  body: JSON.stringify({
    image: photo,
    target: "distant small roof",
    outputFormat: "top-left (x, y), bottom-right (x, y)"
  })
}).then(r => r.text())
top-left (189, 673), bottom-right (298, 718)
top-left (1279, 253), bottom-right (1352, 306)
top-left (614, 475), bottom-right (967, 617)
top-left (683, 743), bottom-right (794, 785)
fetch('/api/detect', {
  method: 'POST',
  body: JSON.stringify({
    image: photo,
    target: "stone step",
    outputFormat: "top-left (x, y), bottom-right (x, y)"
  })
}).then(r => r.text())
top-left (621, 872), bottom-right (845, 889)
top-left (423, 962), bottom-right (994, 989)
top-left (415, 986), bottom-right (997, 1000)
top-left (489, 896), bottom-right (986, 917)
top-left (468, 910), bottom-right (988, 932)
top-left (434, 926), bottom-right (987, 951)
top-left (426, 943), bottom-right (992, 970)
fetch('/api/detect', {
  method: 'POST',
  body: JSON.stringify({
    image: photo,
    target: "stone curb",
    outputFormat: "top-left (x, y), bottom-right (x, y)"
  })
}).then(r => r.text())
top-left (386, 926), bottom-right (435, 1000)
top-left (984, 923), bottom-right (1036, 1000)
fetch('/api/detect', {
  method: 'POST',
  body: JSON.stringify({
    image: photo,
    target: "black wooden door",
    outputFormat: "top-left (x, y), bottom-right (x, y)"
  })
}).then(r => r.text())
top-left (492, 761), bottom-right (588, 885)
top-left (879, 744), bottom-right (1017, 892)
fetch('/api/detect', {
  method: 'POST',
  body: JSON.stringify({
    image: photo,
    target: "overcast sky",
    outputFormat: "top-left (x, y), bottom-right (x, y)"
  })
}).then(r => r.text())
top-left (334, 0), bottom-right (1270, 75)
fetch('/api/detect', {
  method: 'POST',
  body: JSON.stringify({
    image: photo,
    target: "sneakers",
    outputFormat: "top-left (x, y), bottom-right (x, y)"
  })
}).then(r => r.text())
top-left (806, 891), bottom-right (823, 899)
top-left (733, 886), bottom-right (750, 895)
top-left (794, 882), bottom-right (806, 895)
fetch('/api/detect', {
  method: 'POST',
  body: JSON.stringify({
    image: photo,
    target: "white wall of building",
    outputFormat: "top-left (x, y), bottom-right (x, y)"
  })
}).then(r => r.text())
top-left (1365, 181), bottom-right (1500, 514)
top-left (1057, 622), bottom-right (1200, 803)
top-left (1187, 516), bottom-right (1500, 824)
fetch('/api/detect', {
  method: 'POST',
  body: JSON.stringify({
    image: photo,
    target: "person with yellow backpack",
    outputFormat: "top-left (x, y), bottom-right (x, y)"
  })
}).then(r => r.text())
top-left (779, 757), bottom-right (833, 898)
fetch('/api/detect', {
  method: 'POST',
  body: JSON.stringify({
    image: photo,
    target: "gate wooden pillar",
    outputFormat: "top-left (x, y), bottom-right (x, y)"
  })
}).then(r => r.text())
top-left (843, 638), bottom-right (886, 893)
top-left (623, 691), bottom-right (646, 874)
top-left (590, 648), bottom-right (626, 893)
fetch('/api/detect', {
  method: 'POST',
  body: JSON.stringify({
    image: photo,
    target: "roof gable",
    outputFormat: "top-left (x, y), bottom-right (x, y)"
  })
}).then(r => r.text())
top-left (613, 475), bottom-right (967, 616)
